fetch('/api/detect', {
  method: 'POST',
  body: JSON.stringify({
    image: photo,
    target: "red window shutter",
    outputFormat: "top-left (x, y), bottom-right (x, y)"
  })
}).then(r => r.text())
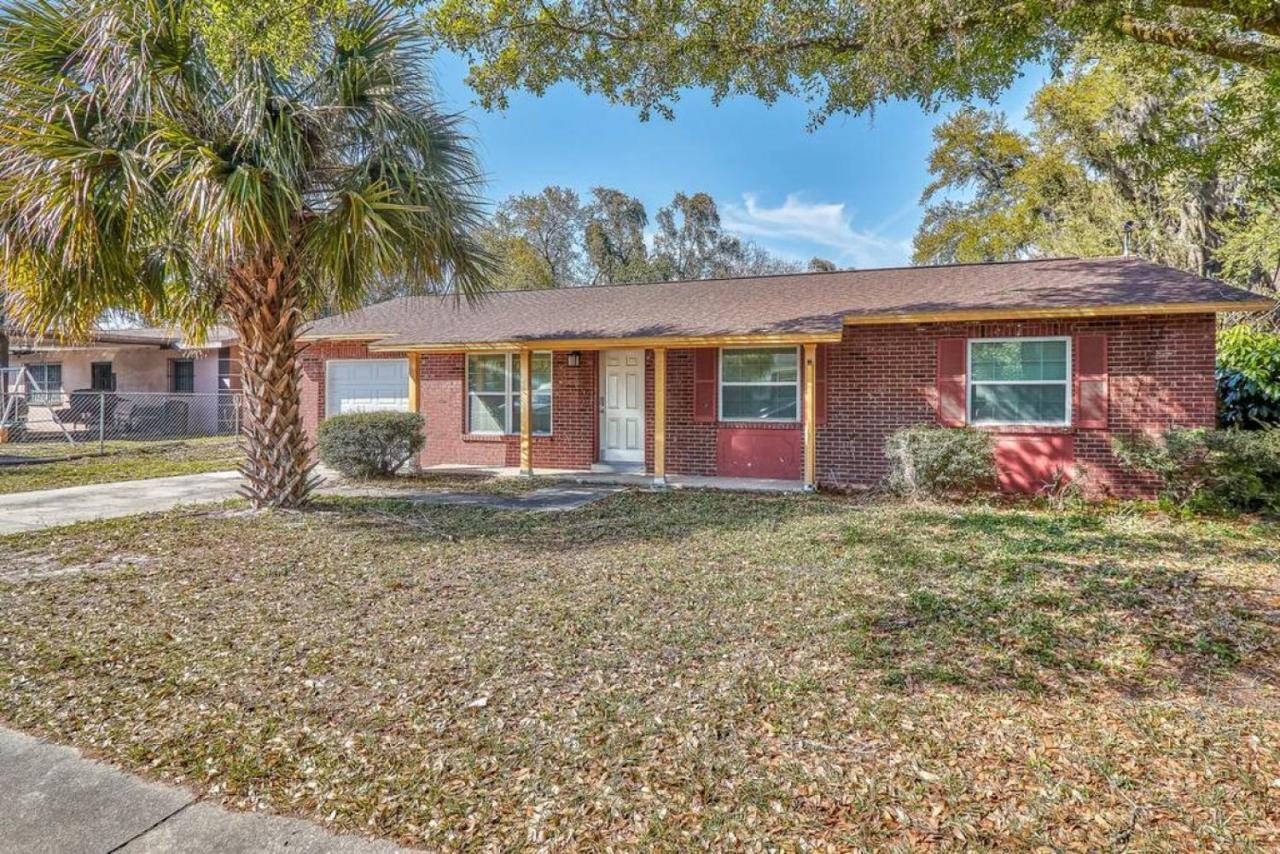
top-left (936, 338), bottom-right (967, 427)
top-left (693, 348), bottom-right (718, 422)
top-left (814, 344), bottom-right (829, 426)
top-left (1076, 334), bottom-right (1109, 429)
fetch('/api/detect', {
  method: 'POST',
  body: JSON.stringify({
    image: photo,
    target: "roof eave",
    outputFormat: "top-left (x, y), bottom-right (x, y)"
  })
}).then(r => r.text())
top-left (364, 331), bottom-right (845, 353)
top-left (842, 300), bottom-right (1276, 326)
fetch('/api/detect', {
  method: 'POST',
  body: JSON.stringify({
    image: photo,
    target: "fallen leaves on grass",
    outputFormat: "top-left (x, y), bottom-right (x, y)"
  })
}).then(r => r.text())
top-left (0, 492), bottom-right (1277, 849)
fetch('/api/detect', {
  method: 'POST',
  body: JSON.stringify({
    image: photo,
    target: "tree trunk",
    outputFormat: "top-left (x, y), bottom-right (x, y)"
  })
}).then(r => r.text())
top-left (227, 254), bottom-right (316, 509)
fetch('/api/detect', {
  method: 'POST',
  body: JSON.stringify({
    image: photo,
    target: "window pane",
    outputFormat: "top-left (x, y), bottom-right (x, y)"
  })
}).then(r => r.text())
top-left (468, 354), bottom-right (508, 393)
top-left (722, 385), bottom-right (798, 420)
top-left (470, 393), bottom-right (506, 432)
top-left (971, 340), bottom-right (1067, 382)
top-left (511, 394), bottom-right (552, 435)
top-left (532, 353), bottom-right (552, 393)
top-left (533, 393), bottom-right (551, 434)
top-left (971, 384), bottom-right (1067, 423)
top-left (722, 348), bottom-right (798, 383)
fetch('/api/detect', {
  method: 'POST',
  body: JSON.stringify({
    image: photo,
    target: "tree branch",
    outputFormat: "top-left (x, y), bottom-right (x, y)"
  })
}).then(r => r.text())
top-left (1168, 0), bottom-right (1280, 38)
top-left (1115, 13), bottom-right (1280, 68)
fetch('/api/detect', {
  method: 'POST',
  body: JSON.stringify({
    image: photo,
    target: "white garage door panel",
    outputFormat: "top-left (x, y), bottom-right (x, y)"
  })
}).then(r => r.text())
top-left (326, 359), bottom-right (410, 416)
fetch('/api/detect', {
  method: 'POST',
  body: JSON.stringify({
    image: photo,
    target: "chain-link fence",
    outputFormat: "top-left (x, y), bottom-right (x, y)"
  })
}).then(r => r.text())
top-left (0, 371), bottom-right (243, 462)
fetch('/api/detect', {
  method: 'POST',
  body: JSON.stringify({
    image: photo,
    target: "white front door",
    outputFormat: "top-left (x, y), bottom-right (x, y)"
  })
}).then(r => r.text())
top-left (601, 349), bottom-right (644, 463)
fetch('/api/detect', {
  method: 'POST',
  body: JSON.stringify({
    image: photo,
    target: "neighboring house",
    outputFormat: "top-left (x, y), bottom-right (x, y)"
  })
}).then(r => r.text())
top-left (7, 326), bottom-right (241, 435)
top-left (300, 256), bottom-right (1273, 495)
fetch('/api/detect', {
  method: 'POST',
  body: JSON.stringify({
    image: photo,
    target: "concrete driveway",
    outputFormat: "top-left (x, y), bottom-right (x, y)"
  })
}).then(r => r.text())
top-left (0, 471), bottom-right (243, 535)
top-left (0, 727), bottom-right (405, 853)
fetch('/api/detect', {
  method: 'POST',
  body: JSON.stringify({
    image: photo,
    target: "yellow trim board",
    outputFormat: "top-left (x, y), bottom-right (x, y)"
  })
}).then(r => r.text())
top-left (842, 300), bottom-right (1275, 326)
top-left (368, 331), bottom-right (844, 353)
top-left (299, 332), bottom-right (389, 342)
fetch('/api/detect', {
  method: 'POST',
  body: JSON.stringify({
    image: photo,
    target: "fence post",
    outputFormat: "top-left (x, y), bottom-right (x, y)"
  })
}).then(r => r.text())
top-left (98, 392), bottom-right (106, 453)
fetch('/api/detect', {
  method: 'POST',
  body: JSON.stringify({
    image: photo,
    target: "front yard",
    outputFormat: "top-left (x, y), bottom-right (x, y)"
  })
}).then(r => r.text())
top-left (0, 437), bottom-right (241, 494)
top-left (1, 491), bottom-right (1277, 848)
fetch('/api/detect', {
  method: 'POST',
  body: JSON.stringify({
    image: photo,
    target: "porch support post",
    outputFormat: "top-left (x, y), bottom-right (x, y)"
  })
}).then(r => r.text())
top-left (519, 348), bottom-right (533, 476)
top-left (407, 354), bottom-right (419, 414)
top-left (407, 354), bottom-right (421, 472)
top-left (803, 343), bottom-right (817, 491)
top-left (653, 347), bottom-right (667, 486)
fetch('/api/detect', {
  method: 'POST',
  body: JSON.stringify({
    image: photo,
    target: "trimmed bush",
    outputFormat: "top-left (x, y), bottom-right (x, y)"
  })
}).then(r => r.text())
top-left (317, 411), bottom-right (425, 478)
top-left (1217, 325), bottom-right (1280, 428)
top-left (883, 425), bottom-right (997, 498)
top-left (1113, 427), bottom-right (1280, 513)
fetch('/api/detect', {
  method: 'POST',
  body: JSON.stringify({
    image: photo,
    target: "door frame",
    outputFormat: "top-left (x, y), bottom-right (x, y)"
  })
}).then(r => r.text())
top-left (598, 348), bottom-right (645, 464)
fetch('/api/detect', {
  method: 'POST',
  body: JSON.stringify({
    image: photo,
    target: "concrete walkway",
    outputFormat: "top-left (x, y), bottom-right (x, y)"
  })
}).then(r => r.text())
top-left (0, 472), bottom-right (628, 536)
top-left (0, 726), bottom-right (406, 853)
top-left (332, 483), bottom-right (625, 512)
top-left (0, 471), bottom-right (243, 535)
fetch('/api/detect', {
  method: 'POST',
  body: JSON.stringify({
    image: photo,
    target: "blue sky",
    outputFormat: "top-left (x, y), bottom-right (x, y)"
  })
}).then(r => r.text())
top-left (432, 52), bottom-right (1050, 270)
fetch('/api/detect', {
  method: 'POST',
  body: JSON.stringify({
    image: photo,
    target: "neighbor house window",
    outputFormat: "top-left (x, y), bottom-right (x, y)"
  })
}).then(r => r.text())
top-left (968, 337), bottom-right (1070, 425)
top-left (467, 352), bottom-right (552, 435)
top-left (91, 362), bottom-right (116, 392)
top-left (719, 346), bottom-right (800, 421)
top-left (169, 359), bottom-right (195, 394)
top-left (26, 363), bottom-right (62, 405)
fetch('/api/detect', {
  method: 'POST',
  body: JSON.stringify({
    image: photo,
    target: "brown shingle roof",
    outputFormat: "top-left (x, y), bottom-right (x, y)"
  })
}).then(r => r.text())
top-left (305, 256), bottom-right (1272, 349)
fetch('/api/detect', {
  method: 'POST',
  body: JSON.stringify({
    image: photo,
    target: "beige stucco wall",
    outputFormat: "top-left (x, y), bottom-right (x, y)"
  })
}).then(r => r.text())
top-left (10, 345), bottom-right (228, 434)
top-left (12, 346), bottom-right (222, 396)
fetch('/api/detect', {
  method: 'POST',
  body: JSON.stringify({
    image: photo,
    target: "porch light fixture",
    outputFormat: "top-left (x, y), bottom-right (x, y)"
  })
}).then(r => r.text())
top-left (566, 351), bottom-right (582, 367)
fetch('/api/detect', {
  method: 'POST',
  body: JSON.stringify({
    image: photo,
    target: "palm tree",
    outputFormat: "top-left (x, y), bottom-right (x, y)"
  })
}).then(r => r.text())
top-left (0, 0), bottom-right (492, 507)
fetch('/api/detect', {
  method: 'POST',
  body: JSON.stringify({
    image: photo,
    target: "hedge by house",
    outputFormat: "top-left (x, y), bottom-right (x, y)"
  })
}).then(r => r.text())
top-left (317, 412), bottom-right (425, 478)
top-left (883, 425), bottom-right (997, 498)
top-left (1113, 427), bottom-right (1280, 513)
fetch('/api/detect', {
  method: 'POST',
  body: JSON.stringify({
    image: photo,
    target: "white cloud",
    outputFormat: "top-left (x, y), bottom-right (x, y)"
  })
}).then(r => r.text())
top-left (720, 193), bottom-right (912, 268)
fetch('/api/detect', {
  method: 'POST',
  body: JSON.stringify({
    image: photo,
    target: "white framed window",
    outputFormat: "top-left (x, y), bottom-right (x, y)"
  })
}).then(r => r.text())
top-left (467, 352), bottom-right (552, 435)
top-left (719, 346), bottom-right (800, 422)
top-left (968, 337), bottom-right (1071, 426)
top-left (26, 363), bottom-right (63, 405)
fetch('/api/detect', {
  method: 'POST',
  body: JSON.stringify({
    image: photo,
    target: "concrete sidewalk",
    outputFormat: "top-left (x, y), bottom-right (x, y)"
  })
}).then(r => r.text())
top-left (0, 727), bottom-right (406, 853)
top-left (0, 471), bottom-right (244, 535)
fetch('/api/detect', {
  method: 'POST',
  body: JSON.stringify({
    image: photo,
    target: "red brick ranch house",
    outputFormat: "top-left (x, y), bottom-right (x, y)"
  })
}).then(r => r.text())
top-left (301, 256), bottom-right (1272, 495)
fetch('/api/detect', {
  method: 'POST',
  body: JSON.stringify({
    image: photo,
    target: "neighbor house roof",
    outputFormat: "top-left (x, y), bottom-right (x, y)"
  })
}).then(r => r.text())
top-left (305, 256), bottom-right (1274, 351)
top-left (10, 325), bottom-right (237, 352)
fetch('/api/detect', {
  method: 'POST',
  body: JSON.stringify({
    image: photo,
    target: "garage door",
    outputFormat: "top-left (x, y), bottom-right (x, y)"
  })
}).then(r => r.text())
top-left (326, 359), bottom-right (410, 416)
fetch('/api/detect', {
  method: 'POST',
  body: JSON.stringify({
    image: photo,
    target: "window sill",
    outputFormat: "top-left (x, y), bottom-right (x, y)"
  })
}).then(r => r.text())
top-left (463, 433), bottom-right (555, 442)
top-left (972, 423), bottom-right (1074, 435)
top-left (717, 420), bottom-right (801, 430)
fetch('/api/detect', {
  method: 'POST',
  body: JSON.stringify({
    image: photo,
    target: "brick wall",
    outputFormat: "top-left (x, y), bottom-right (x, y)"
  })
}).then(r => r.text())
top-left (815, 314), bottom-right (1217, 496)
top-left (301, 313), bottom-right (1216, 496)
top-left (420, 351), bottom-right (597, 469)
top-left (299, 341), bottom-right (409, 442)
top-left (300, 342), bottom-right (598, 469)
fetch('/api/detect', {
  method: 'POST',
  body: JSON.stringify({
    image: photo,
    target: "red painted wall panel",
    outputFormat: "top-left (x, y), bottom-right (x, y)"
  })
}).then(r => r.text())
top-left (994, 434), bottom-right (1075, 494)
top-left (716, 427), bottom-right (803, 479)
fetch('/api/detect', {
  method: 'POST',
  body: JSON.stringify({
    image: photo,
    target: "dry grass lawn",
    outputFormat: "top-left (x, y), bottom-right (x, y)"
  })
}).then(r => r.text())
top-left (1, 490), bottom-right (1278, 850)
top-left (0, 437), bottom-right (240, 494)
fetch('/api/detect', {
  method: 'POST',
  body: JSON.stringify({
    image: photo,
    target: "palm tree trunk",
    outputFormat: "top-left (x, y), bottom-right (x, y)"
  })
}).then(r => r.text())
top-left (228, 254), bottom-right (316, 508)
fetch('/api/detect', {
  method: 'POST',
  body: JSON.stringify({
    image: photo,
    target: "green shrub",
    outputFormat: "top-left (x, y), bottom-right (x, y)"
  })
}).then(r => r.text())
top-left (1112, 427), bottom-right (1280, 513)
top-left (317, 411), bottom-right (425, 478)
top-left (1217, 325), bottom-right (1280, 428)
top-left (883, 425), bottom-right (997, 498)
